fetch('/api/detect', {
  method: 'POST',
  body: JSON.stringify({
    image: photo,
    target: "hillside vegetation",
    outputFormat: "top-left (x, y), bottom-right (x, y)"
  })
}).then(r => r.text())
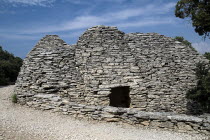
top-left (0, 46), bottom-right (22, 85)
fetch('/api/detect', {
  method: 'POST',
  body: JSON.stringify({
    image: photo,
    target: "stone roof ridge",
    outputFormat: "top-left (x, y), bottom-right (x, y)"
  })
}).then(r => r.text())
top-left (40, 35), bottom-right (61, 40)
top-left (126, 32), bottom-right (165, 37)
top-left (35, 35), bottom-right (69, 49)
top-left (87, 25), bottom-right (118, 31)
top-left (78, 25), bottom-right (125, 42)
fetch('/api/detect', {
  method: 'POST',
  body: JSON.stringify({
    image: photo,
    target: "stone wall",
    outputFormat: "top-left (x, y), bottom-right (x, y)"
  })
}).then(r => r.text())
top-left (15, 35), bottom-right (84, 104)
top-left (15, 25), bottom-right (208, 114)
top-left (74, 26), bottom-right (207, 113)
top-left (23, 94), bottom-right (210, 135)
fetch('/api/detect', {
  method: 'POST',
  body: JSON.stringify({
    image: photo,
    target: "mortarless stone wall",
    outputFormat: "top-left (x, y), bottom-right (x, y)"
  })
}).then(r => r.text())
top-left (15, 25), bottom-right (208, 114)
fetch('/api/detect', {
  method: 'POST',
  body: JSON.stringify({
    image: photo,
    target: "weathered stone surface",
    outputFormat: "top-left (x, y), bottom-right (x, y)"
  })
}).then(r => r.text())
top-left (160, 121), bottom-right (174, 129)
top-left (18, 98), bottom-right (210, 135)
top-left (134, 111), bottom-right (168, 120)
top-left (103, 106), bottom-right (119, 113)
top-left (150, 121), bottom-right (162, 128)
top-left (16, 26), bottom-right (209, 114)
top-left (102, 106), bottom-right (126, 115)
top-left (141, 121), bottom-right (150, 126)
top-left (14, 25), bottom-right (210, 136)
top-left (167, 115), bottom-right (203, 123)
top-left (206, 115), bottom-right (210, 123)
top-left (104, 118), bottom-right (121, 122)
top-left (15, 26), bottom-right (209, 113)
top-left (177, 122), bottom-right (194, 131)
top-left (203, 123), bottom-right (210, 130)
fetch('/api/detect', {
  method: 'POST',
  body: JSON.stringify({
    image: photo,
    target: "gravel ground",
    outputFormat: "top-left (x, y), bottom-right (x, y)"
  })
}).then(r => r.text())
top-left (0, 85), bottom-right (209, 140)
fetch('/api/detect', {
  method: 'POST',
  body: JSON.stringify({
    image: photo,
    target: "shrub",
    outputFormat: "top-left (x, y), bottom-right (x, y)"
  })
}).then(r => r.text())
top-left (204, 52), bottom-right (210, 60)
top-left (174, 36), bottom-right (197, 52)
top-left (11, 93), bottom-right (18, 103)
top-left (186, 62), bottom-right (210, 113)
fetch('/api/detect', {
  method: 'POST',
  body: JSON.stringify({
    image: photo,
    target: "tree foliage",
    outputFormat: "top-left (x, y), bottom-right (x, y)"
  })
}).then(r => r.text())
top-left (174, 36), bottom-right (196, 51)
top-left (204, 52), bottom-right (210, 60)
top-left (0, 46), bottom-right (23, 85)
top-left (175, 0), bottom-right (210, 39)
top-left (186, 55), bottom-right (210, 113)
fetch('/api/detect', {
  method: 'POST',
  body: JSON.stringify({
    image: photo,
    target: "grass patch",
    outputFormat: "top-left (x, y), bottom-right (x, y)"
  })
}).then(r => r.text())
top-left (11, 93), bottom-right (17, 103)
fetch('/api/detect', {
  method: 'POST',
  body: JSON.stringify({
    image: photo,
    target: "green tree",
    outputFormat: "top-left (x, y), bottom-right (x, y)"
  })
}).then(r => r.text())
top-left (175, 0), bottom-right (210, 39)
top-left (174, 36), bottom-right (196, 51)
top-left (0, 46), bottom-right (23, 85)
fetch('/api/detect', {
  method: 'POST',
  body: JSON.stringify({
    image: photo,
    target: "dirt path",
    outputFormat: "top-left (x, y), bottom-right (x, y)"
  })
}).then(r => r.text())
top-left (0, 86), bottom-right (209, 140)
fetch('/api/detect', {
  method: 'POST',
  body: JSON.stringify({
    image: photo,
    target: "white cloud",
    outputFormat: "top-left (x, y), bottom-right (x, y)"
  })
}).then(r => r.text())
top-left (19, 2), bottom-right (176, 34)
top-left (59, 31), bottom-right (83, 38)
top-left (0, 1), bottom-right (177, 42)
top-left (0, 10), bottom-right (15, 14)
top-left (3, 0), bottom-right (56, 6)
top-left (192, 42), bottom-right (210, 54)
top-left (2, 0), bottom-right (126, 6)
top-left (64, 0), bottom-right (126, 4)
top-left (108, 2), bottom-right (176, 20)
top-left (21, 15), bottom-right (107, 33)
top-left (0, 33), bottom-right (41, 40)
top-left (62, 0), bottom-right (89, 5)
top-left (116, 17), bottom-right (175, 28)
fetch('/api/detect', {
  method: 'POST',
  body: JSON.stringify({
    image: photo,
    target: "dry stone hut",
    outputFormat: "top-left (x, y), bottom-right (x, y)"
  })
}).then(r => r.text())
top-left (15, 25), bottom-right (207, 114)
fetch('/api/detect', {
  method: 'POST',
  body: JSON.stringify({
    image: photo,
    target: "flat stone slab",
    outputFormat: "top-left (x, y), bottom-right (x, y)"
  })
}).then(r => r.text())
top-left (167, 115), bottom-right (203, 123)
top-left (34, 94), bottom-right (61, 102)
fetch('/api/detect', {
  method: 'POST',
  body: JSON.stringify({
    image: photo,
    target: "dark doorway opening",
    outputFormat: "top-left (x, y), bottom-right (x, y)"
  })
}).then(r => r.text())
top-left (109, 86), bottom-right (130, 108)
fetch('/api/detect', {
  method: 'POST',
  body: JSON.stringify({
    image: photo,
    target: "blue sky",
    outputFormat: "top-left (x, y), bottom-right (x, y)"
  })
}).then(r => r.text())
top-left (0, 0), bottom-right (210, 58)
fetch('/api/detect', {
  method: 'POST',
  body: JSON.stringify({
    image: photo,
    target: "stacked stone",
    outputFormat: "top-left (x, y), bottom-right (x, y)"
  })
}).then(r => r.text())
top-left (75, 25), bottom-right (208, 113)
top-left (15, 25), bottom-right (208, 114)
top-left (124, 33), bottom-right (206, 113)
top-left (14, 25), bottom-right (210, 135)
top-left (15, 35), bottom-right (83, 104)
top-left (76, 25), bottom-right (138, 106)
top-left (23, 95), bottom-right (210, 135)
